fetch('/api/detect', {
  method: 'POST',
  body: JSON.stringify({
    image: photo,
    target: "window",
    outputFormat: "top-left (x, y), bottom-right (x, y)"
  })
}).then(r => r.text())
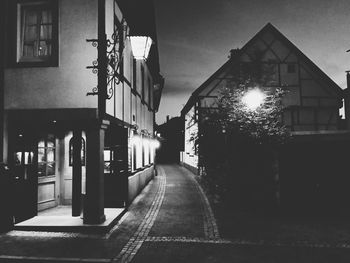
top-left (148, 78), bottom-right (153, 110)
top-left (38, 135), bottom-right (55, 177)
top-left (69, 137), bottom-right (86, 166)
top-left (141, 64), bottom-right (145, 101)
top-left (15, 0), bottom-right (58, 65)
top-left (147, 77), bottom-right (151, 107)
top-left (133, 58), bottom-right (137, 91)
top-left (104, 149), bottom-right (113, 174)
top-left (15, 151), bottom-right (34, 166)
top-left (142, 139), bottom-right (145, 167)
top-left (287, 64), bottom-right (296, 73)
top-left (133, 144), bottom-right (137, 171)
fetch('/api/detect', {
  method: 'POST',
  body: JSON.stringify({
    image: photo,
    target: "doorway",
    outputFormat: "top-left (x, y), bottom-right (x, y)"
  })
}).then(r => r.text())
top-left (37, 134), bottom-right (60, 212)
top-left (11, 131), bottom-right (38, 223)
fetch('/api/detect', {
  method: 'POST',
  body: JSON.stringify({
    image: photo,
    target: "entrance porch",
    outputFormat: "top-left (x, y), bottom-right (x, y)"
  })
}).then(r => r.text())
top-left (14, 206), bottom-right (125, 233)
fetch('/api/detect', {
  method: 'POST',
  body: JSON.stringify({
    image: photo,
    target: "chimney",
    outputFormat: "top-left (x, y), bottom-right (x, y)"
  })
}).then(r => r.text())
top-left (229, 48), bottom-right (240, 59)
top-left (166, 115), bottom-right (170, 122)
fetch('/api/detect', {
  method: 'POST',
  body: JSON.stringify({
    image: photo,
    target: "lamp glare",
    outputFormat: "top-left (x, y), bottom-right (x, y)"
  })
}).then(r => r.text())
top-left (242, 89), bottom-right (266, 111)
top-left (129, 36), bottom-right (153, 60)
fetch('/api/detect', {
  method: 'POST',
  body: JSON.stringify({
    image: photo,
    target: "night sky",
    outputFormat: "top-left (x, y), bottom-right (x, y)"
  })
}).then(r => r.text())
top-left (153, 0), bottom-right (350, 124)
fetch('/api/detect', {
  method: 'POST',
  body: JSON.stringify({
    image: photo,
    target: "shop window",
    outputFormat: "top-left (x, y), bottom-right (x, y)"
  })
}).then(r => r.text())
top-left (69, 137), bottom-right (86, 166)
top-left (37, 135), bottom-right (55, 177)
top-left (104, 149), bottom-right (114, 174)
top-left (15, 0), bottom-right (58, 65)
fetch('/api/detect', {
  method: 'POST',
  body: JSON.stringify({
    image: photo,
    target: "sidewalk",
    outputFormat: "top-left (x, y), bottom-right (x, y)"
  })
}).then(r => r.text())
top-left (1, 164), bottom-right (350, 262)
top-left (0, 166), bottom-right (161, 263)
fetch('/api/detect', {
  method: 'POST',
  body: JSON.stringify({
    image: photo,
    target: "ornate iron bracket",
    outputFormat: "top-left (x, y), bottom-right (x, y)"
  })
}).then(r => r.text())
top-left (86, 19), bottom-right (126, 99)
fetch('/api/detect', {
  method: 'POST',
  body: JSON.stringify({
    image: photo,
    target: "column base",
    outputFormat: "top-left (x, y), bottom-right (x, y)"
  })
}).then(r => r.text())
top-left (83, 214), bottom-right (106, 225)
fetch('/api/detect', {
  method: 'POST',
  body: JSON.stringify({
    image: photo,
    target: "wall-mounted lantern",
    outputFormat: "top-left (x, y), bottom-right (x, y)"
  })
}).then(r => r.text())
top-left (129, 36), bottom-right (153, 60)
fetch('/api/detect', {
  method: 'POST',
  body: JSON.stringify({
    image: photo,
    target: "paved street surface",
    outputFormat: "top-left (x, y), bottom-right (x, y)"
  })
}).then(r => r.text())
top-left (1, 164), bottom-right (350, 262)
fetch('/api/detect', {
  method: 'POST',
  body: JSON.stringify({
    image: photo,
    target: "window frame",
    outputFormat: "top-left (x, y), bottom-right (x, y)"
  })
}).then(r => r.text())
top-left (37, 134), bottom-right (56, 177)
top-left (104, 148), bottom-right (114, 174)
top-left (10, 0), bottom-right (59, 67)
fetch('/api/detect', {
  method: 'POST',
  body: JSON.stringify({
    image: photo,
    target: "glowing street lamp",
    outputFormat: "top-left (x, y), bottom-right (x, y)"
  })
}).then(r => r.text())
top-left (152, 140), bottom-right (160, 149)
top-left (129, 36), bottom-right (153, 60)
top-left (241, 88), bottom-right (266, 111)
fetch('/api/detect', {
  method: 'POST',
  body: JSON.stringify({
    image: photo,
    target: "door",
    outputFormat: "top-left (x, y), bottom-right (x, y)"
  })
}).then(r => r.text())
top-left (11, 132), bottom-right (38, 223)
top-left (104, 126), bottom-right (129, 207)
top-left (37, 134), bottom-right (59, 211)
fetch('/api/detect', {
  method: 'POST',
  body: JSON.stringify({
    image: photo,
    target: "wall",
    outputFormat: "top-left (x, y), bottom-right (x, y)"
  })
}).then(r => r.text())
top-left (105, 0), bottom-right (156, 174)
top-left (5, 0), bottom-right (98, 110)
top-left (196, 27), bottom-right (341, 133)
top-left (182, 106), bottom-right (198, 170)
top-left (128, 166), bottom-right (154, 204)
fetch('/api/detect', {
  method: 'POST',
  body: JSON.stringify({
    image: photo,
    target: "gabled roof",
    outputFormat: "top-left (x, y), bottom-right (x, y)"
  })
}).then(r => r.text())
top-left (181, 59), bottom-right (233, 115)
top-left (181, 23), bottom-right (343, 116)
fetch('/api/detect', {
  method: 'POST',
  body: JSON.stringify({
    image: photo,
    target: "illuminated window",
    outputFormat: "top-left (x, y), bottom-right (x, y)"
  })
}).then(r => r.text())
top-left (37, 134), bottom-right (55, 177)
top-left (14, 151), bottom-right (34, 166)
top-left (16, 0), bottom-right (58, 65)
top-left (69, 138), bottom-right (86, 166)
top-left (104, 149), bottom-right (113, 174)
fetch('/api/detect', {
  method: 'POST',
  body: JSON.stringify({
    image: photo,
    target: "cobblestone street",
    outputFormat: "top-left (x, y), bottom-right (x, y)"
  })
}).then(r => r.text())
top-left (1, 164), bottom-right (350, 262)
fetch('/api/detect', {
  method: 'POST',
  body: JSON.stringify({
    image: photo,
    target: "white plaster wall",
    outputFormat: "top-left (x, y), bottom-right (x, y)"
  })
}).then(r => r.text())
top-left (128, 166), bottom-right (154, 204)
top-left (183, 107), bottom-right (198, 169)
top-left (5, 0), bottom-right (98, 110)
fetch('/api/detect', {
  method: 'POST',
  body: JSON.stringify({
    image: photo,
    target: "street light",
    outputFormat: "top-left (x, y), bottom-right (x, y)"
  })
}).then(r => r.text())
top-left (242, 88), bottom-right (266, 111)
top-left (129, 36), bottom-right (153, 60)
top-left (152, 140), bottom-right (160, 149)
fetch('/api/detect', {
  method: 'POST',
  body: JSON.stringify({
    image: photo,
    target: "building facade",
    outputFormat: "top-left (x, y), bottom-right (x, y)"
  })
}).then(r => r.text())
top-left (155, 116), bottom-right (184, 164)
top-left (181, 23), bottom-right (345, 172)
top-left (1, 0), bottom-right (163, 226)
top-left (180, 23), bottom-right (350, 212)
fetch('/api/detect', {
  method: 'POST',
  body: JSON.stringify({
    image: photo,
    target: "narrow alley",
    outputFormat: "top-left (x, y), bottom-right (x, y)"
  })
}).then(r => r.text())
top-left (1, 165), bottom-right (350, 262)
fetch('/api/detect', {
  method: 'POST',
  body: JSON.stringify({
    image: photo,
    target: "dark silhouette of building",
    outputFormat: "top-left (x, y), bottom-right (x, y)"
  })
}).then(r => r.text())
top-left (156, 116), bottom-right (184, 164)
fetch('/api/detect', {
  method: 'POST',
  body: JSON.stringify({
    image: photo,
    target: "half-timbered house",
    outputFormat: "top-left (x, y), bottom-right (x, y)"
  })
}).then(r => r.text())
top-left (181, 23), bottom-right (350, 212)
